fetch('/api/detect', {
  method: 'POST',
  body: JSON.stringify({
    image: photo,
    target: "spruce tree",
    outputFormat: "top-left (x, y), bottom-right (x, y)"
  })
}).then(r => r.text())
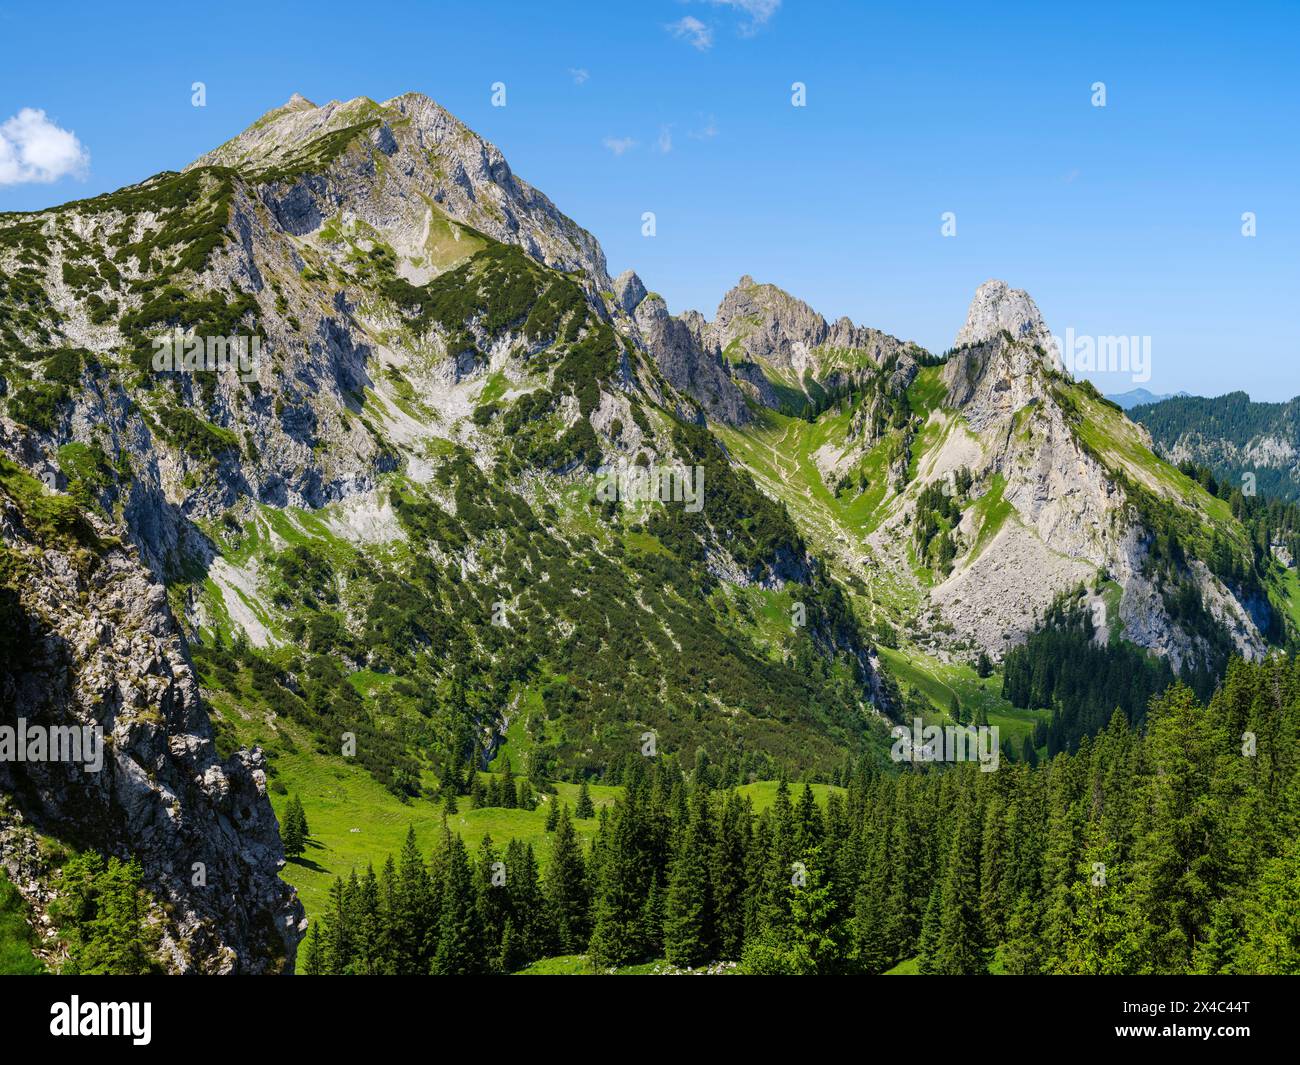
top-left (433, 834), bottom-right (486, 974)
top-left (323, 874), bottom-right (353, 975)
top-left (393, 826), bottom-right (433, 974)
top-left (712, 790), bottom-right (748, 961)
top-left (933, 780), bottom-right (989, 974)
top-left (589, 789), bottom-right (649, 968)
top-left (664, 785), bottom-right (716, 967)
top-left (282, 795), bottom-right (305, 859)
top-left (575, 780), bottom-right (595, 819)
top-left (544, 806), bottom-right (590, 953)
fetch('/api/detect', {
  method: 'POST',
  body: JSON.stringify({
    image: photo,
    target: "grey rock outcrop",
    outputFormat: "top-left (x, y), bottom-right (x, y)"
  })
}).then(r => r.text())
top-left (613, 269), bottom-right (648, 314)
top-left (633, 296), bottom-right (750, 426)
top-left (0, 445), bottom-right (304, 973)
top-left (953, 279), bottom-right (1052, 350)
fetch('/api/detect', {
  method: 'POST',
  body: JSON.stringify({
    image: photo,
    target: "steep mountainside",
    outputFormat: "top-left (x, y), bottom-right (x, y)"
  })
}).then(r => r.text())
top-left (0, 94), bottom-right (895, 959)
top-left (0, 440), bottom-right (301, 972)
top-left (715, 279), bottom-right (1294, 678)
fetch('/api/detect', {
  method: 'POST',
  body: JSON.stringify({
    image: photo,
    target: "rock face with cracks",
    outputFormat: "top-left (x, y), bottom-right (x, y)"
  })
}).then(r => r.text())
top-left (0, 443), bottom-right (304, 973)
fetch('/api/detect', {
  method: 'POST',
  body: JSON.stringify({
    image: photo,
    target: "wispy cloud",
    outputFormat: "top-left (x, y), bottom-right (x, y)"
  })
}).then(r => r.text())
top-left (667, 15), bottom-right (713, 51)
top-left (568, 68), bottom-right (590, 86)
top-left (656, 125), bottom-right (674, 153)
top-left (0, 108), bottom-right (89, 186)
top-left (602, 136), bottom-right (637, 156)
top-left (689, 115), bottom-right (719, 141)
top-left (707, 0), bottom-right (781, 34)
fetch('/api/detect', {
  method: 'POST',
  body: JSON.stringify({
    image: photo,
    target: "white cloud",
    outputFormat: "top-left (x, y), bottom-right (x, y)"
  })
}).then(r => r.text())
top-left (667, 15), bottom-right (713, 51)
top-left (0, 108), bottom-right (89, 186)
top-left (602, 136), bottom-right (637, 156)
top-left (569, 68), bottom-right (590, 85)
top-left (656, 125), bottom-right (674, 153)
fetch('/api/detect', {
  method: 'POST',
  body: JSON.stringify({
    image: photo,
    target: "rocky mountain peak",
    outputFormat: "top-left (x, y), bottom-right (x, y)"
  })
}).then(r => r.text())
top-left (189, 91), bottom-right (611, 288)
top-left (613, 269), bottom-right (648, 314)
top-left (954, 279), bottom-right (1051, 350)
top-left (711, 275), bottom-right (830, 368)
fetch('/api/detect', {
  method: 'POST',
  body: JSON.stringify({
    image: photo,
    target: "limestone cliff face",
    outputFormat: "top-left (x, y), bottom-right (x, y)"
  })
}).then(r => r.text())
top-left (631, 292), bottom-right (750, 426)
top-left (707, 275), bottom-right (920, 387)
top-left (919, 283), bottom-right (1268, 667)
top-left (0, 431), bottom-right (303, 972)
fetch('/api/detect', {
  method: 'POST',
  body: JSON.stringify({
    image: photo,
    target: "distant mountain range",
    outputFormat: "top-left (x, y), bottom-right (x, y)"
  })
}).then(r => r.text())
top-left (1105, 388), bottom-right (1190, 410)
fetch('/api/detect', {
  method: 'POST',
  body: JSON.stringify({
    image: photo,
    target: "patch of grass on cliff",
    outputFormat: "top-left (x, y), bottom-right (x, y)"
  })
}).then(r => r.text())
top-left (0, 457), bottom-right (102, 549)
top-left (967, 473), bottom-right (1013, 562)
top-left (0, 869), bottom-right (45, 975)
top-left (152, 406), bottom-right (240, 459)
top-left (907, 365), bottom-right (948, 418)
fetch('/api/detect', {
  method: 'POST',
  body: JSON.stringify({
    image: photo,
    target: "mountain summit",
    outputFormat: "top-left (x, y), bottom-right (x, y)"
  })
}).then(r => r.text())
top-left (954, 279), bottom-right (1052, 350)
top-left (192, 91), bottom-right (611, 289)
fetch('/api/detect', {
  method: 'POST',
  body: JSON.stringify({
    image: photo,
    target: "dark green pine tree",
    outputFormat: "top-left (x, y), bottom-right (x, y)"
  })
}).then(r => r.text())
top-left (501, 759), bottom-right (517, 809)
top-left (352, 863), bottom-right (382, 975)
top-left (469, 772), bottom-right (485, 809)
top-left (712, 790), bottom-right (748, 961)
top-left (393, 826), bottom-right (433, 974)
top-left (282, 795), bottom-right (306, 860)
top-left (474, 834), bottom-right (508, 968)
top-left (664, 785), bottom-right (717, 967)
top-left (933, 780), bottom-right (989, 974)
top-left (575, 780), bottom-right (595, 819)
top-left (503, 839), bottom-right (545, 967)
top-left (323, 874), bottom-right (354, 976)
top-left (795, 782), bottom-right (824, 854)
top-left (433, 833), bottom-right (486, 974)
top-left (545, 796), bottom-right (560, 832)
top-left (589, 788), bottom-right (649, 968)
top-left (851, 783), bottom-right (894, 973)
top-left (761, 780), bottom-right (799, 934)
top-left (376, 855), bottom-right (400, 975)
top-left (302, 921), bottom-right (325, 975)
top-left (544, 805), bottom-right (590, 953)
top-left (915, 882), bottom-right (942, 975)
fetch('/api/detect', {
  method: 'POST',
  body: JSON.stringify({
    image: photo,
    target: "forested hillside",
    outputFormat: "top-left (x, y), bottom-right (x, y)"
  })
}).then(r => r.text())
top-left (298, 656), bottom-right (1299, 976)
top-left (1132, 392), bottom-right (1300, 502)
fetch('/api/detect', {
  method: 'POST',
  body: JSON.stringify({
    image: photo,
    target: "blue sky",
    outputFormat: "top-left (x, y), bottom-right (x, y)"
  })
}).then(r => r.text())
top-left (2, 0), bottom-right (1296, 399)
